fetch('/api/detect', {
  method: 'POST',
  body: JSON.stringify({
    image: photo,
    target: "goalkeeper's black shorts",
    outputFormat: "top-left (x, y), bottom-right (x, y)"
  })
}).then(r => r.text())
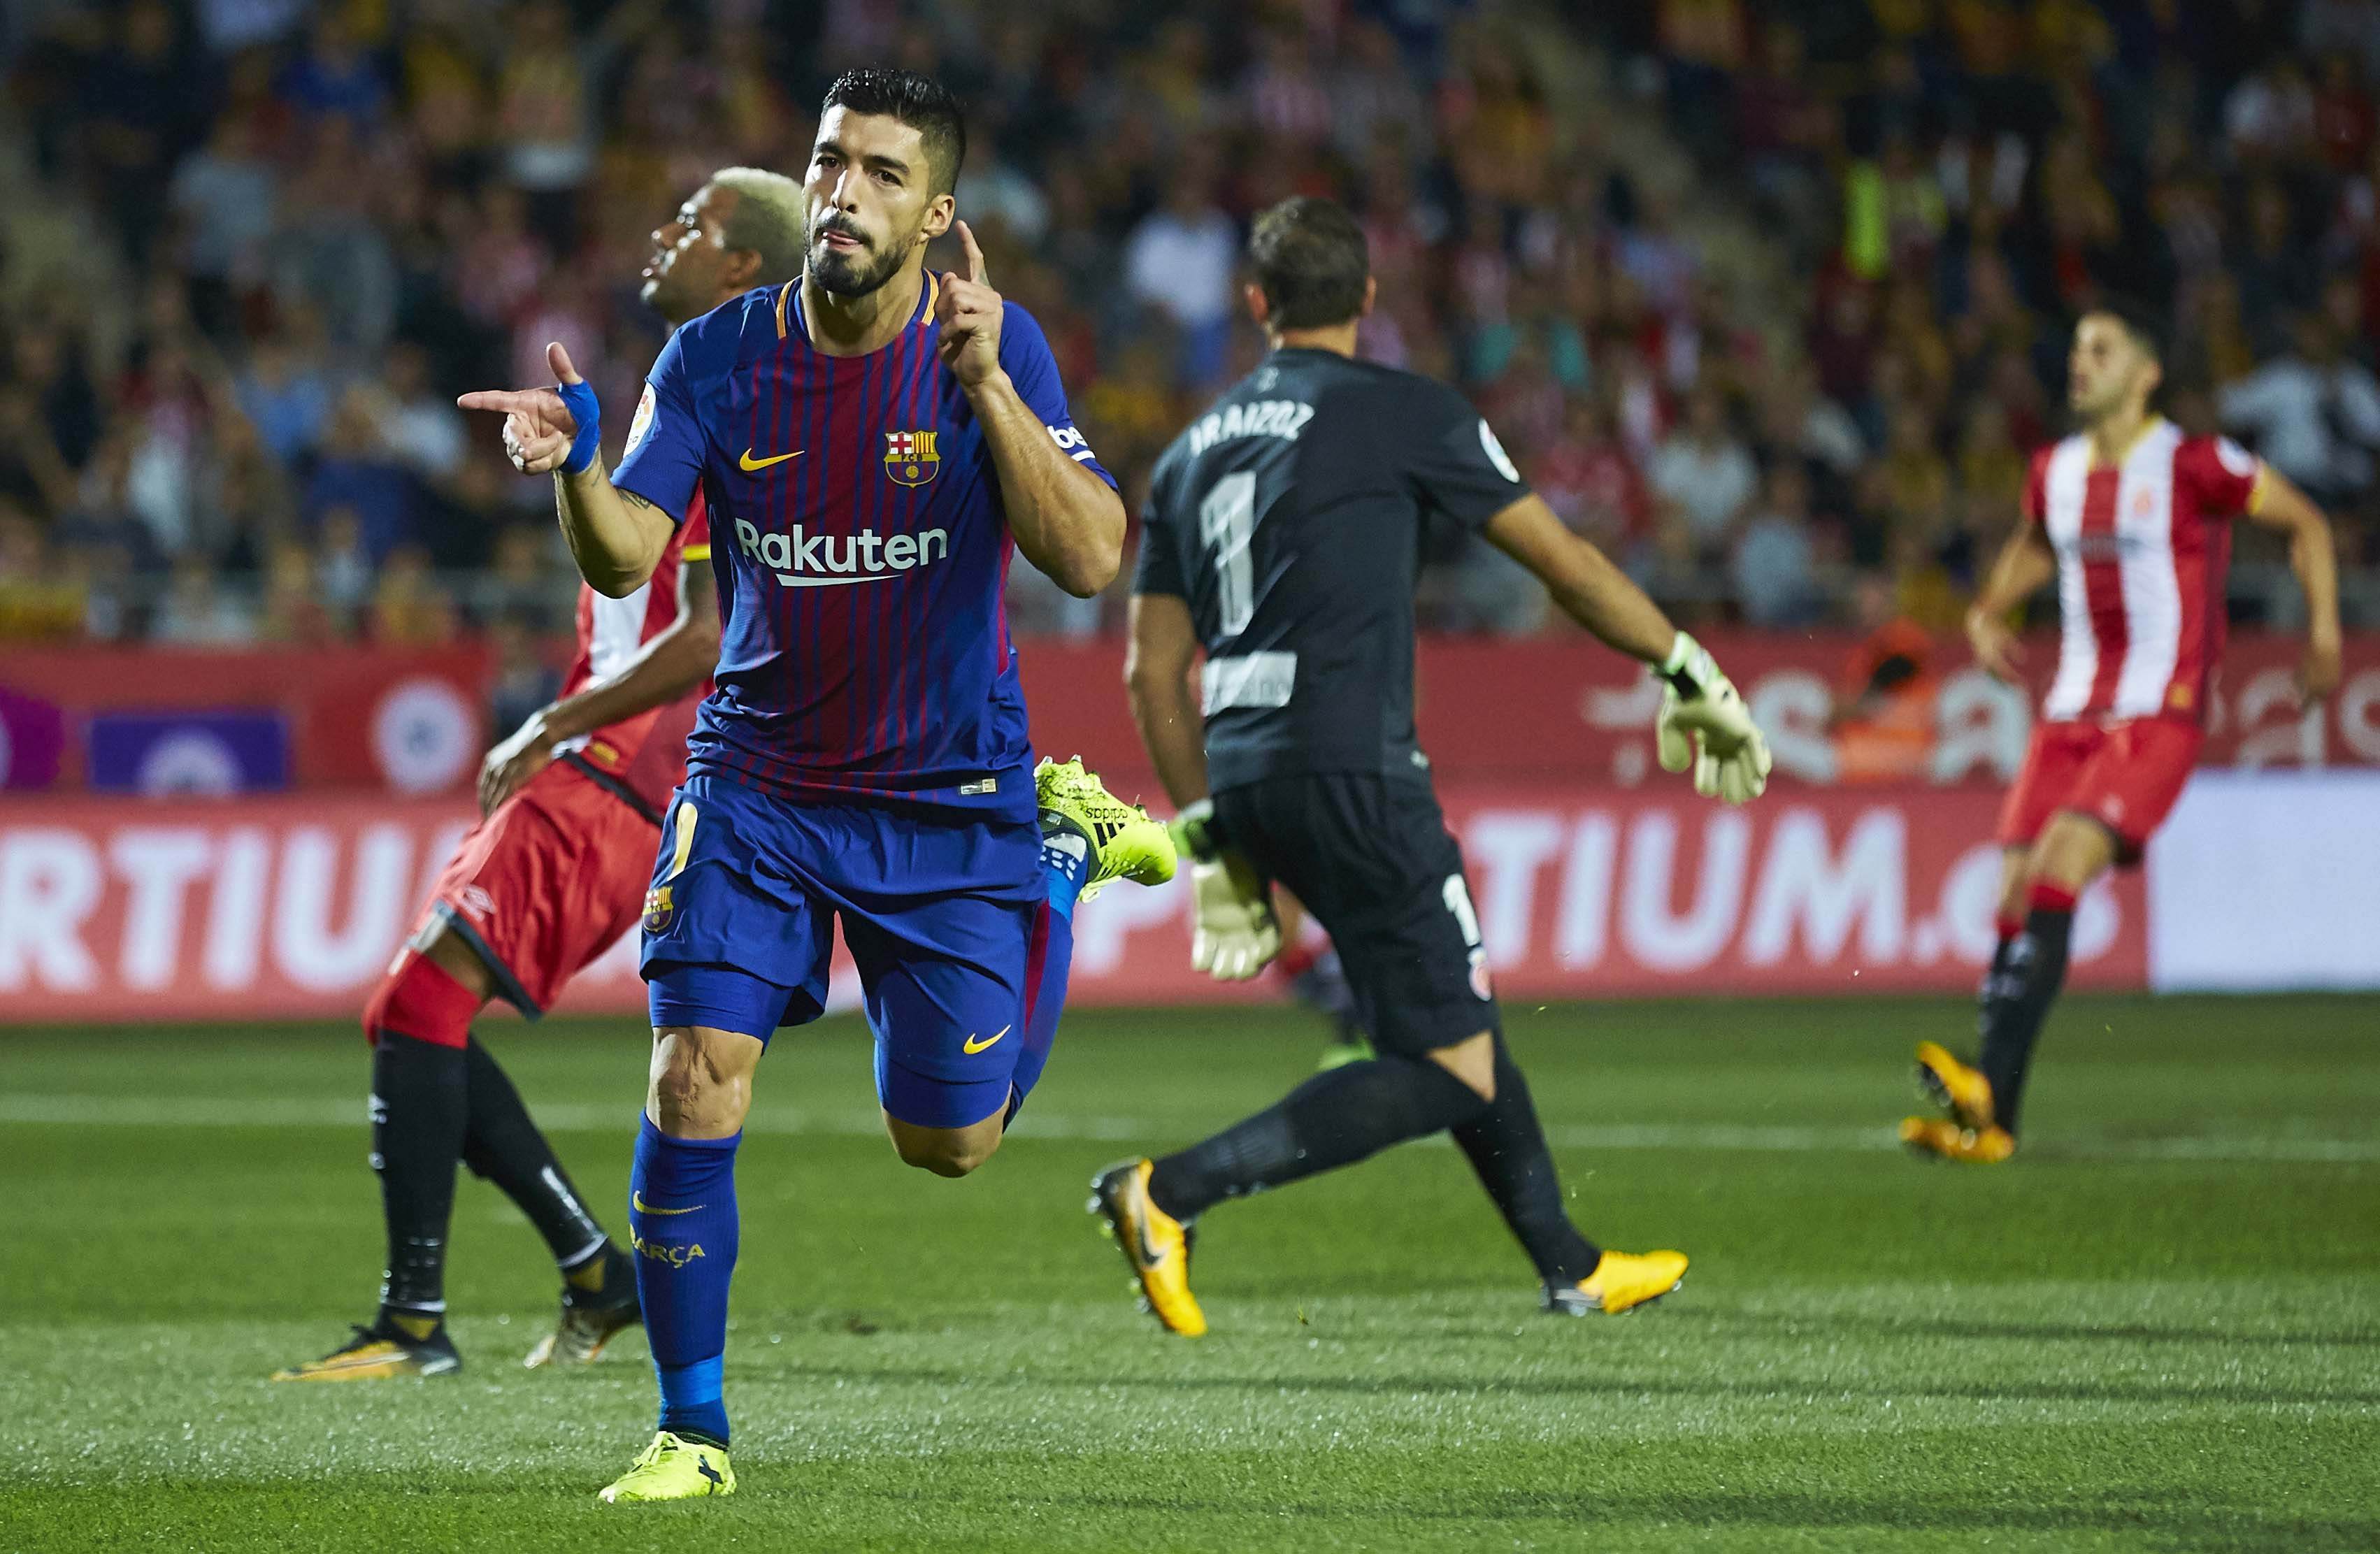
top-left (1210, 770), bottom-right (1499, 1058)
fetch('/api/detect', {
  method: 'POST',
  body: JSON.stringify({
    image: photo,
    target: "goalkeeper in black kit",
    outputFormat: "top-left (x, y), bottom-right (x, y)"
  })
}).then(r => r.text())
top-left (1089, 196), bottom-right (1773, 1334)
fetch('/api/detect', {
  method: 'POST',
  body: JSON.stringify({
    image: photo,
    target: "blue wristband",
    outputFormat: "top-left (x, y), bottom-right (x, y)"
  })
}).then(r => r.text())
top-left (557, 379), bottom-right (603, 475)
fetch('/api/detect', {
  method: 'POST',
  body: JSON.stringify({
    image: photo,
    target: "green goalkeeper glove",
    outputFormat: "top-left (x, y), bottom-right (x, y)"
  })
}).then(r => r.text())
top-left (1654, 631), bottom-right (1772, 805)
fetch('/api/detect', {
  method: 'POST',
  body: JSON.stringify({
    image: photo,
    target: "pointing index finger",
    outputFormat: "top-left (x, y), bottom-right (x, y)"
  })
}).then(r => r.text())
top-left (459, 389), bottom-right (545, 415)
top-left (956, 220), bottom-right (987, 287)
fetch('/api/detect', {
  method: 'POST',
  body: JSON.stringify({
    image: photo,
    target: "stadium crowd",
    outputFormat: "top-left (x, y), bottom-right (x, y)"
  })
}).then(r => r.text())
top-left (0, 0), bottom-right (2376, 661)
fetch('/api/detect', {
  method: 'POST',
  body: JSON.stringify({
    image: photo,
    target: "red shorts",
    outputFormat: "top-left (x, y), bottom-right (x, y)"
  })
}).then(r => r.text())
top-left (1995, 717), bottom-right (2205, 864)
top-left (404, 759), bottom-right (661, 1012)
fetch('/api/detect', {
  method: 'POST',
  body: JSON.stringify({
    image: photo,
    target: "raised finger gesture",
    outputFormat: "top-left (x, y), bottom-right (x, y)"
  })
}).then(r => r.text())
top-left (933, 220), bottom-right (1003, 390)
top-left (459, 343), bottom-right (586, 475)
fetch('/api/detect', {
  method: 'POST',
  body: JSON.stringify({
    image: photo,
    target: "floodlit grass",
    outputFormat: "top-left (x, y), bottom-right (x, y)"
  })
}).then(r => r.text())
top-left (2, 995), bottom-right (2374, 1551)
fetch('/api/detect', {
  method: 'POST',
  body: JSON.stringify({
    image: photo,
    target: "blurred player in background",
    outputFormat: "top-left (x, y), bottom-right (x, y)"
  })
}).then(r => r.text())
top-left (1097, 197), bottom-right (1771, 1336)
top-left (273, 172), bottom-right (805, 1381)
top-left (1903, 303), bottom-right (2342, 1163)
top-left (461, 70), bottom-right (1174, 1503)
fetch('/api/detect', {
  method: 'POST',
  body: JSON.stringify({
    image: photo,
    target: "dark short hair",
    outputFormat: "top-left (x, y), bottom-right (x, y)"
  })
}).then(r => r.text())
top-left (2086, 296), bottom-right (2168, 367)
top-left (1248, 196), bottom-right (1370, 330)
top-left (821, 68), bottom-right (967, 197)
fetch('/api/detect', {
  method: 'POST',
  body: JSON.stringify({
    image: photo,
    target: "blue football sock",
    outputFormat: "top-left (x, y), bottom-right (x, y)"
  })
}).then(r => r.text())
top-left (628, 1117), bottom-right (740, 1447)
top-left (1005, 902), bottom-right (1074, 1125)
top-left (1038, 819), bottom-right (1089, 921)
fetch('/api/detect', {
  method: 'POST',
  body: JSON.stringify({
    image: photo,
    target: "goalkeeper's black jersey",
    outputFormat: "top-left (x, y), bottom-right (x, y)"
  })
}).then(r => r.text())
top-left (1133, 347), bottom-right (1531, 793)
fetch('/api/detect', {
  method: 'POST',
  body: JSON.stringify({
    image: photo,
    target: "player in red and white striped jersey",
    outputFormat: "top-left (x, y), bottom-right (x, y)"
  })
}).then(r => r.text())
top-left (273, 171), bottom-right (803, 1383)
top-left (1903, 303), bottom-right (2342, 1163)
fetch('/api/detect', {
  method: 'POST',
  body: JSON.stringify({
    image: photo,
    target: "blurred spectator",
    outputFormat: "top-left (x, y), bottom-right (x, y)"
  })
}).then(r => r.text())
top-left (78, 0), bottom-right (202, 267)
top-left (9, 324), bottom-right (103, 469)
top-left (2221, 312), bottom-right (2380, 502)
top-left (1535, 396), bottom-right (1652, 555)
top-left (257, 539), bottom-right (337, 645)
top-left (303, 388), bottom-right (415, 561)
top-left (379, 343), bottom-right (467, 484)
top-left (270, 134), bottom-right (400, 357)
top-left (314, 505), bottom-right (375, 624)
top-left (1733, 461), bottom-right (1824, 629)
top-left (1649, 387), bottom-right (1758, 557)
top-left (151, 554), bottom-right (256, 645)
top-left (1124, 148), bottom-right (1238, 386)
top-left (369, 544), bottom-right (459, 645)
top-left (234, 322), bottom-right (334, 466)
top-left (1830, 577), bottom-right (1940, 784)
top-left (483, 523), bottom-right (564, 634)
top-left (275, 10), bottom-right (387, 127)
top-left (0, 385), bottom-right (80, 519)
top-left (55, 429), bottom-right (163, 577)
top-left (0, 502), bottom-right (83, 641)
top-left (486, 610), bottom-right (563, 739)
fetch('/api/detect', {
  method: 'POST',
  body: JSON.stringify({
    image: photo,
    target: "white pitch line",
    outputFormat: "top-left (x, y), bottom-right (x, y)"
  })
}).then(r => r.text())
top-left (0, 1093), bottom-right (2374, 1164)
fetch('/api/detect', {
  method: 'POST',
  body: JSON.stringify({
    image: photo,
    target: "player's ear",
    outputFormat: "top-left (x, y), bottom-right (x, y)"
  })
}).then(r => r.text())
top-left (721, 247), bottom-right (761, 289)
top-left (1244, 283), bottom-right (1270, 329)
top-left (921, 192), bottom-right (955, 245)
top-left (1360, 275), bottom-right (1377, 319)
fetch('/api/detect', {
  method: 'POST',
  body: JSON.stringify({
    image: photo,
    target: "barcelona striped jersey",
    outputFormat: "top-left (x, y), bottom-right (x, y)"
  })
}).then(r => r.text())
top-left (613, 275), bottom-right (1112, 819)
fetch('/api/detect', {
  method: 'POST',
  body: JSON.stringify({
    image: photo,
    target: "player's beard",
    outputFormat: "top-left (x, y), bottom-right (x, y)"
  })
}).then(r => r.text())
top-left (808, 219), bottom-right (909, 298)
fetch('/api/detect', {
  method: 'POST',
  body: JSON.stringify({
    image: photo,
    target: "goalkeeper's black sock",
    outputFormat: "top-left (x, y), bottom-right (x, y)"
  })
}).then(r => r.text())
top-left (1977, 883), bottom-right (2075, 1136)
top-left (1147, 1051), bottom-right (1489, 1221)
top-left (459, 1035), bottom-right (610, 1274)
top-left (1449, 1034), bottom-right (1601, 1283)
top-left (369, 1032), bottom-right (467, 1334)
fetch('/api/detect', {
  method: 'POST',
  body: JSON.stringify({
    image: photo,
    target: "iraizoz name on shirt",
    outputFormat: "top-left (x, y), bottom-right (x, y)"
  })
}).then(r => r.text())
top-left (1187, 398), bottom-right (1316, 458)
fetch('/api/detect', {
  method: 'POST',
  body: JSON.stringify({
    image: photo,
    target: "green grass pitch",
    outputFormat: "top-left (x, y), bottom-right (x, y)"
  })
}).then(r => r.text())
top-left (2, 995), bottom-right (2375, 1552)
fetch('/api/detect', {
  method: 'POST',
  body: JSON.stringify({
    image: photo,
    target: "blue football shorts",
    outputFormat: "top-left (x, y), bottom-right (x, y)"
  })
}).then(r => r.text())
top-left (640, 773), bottom-right (1045, 1129)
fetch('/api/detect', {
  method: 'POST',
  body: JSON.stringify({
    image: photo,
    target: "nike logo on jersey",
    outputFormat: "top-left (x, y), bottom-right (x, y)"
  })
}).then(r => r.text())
top-left (733, 518), bottom-right (949, 587)
top-left (739, 447), bottom-right (804, 472)
top-left (632, 1192), bottom-right (704, 1216)
top-left (963, 1026), bottom-right (1010, 1055)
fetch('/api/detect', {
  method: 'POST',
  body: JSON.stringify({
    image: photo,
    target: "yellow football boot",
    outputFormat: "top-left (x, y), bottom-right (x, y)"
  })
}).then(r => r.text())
top-left (1914, 1041), bottom-right (1998, 1131)
top-left (1543, 1249), bottom-right (1689, 1316)
top-left (271, 1320), bottom-right (460, 1381)
top-left (1089, 1158), bottom-right (1207, 1337)
top-left (1036, 756), bottom-right (1177, 901)
top-left (1899, 1116), bottom-right (2016, 1163)
top-left (598, 1432), bottom-right (736, 1504)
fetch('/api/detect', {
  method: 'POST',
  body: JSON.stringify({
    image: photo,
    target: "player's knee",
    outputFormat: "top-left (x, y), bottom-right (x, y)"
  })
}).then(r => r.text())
top-left (2028, 815), bottom-right (2112, 893)
top-left (647, 1033), bottom-right (751, 1135)
top-left (885, 1118), bottom-right (1000, 1177)
top-left (1429, 1030), bottom-right (1498, 1104)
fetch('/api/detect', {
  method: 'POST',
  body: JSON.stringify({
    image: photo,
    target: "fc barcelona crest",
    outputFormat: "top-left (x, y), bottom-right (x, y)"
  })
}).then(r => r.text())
top-left (884, 429), bottom-right (940, 486)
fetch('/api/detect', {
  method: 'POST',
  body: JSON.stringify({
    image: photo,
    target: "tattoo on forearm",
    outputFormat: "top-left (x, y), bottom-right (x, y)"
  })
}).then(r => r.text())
top-left (620, 491), bottom-right (660, 515)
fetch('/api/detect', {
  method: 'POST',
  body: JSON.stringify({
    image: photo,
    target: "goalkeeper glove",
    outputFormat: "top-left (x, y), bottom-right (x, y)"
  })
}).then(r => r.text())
top-left (1169, 800), bottom-right (1281, 981)
top-left (1653, 630), bottom-right (1772, 805)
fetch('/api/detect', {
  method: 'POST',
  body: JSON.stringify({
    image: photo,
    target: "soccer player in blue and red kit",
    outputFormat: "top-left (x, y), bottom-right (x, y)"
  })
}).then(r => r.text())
top-left (459, 69), bottom-right (1175, 1504)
